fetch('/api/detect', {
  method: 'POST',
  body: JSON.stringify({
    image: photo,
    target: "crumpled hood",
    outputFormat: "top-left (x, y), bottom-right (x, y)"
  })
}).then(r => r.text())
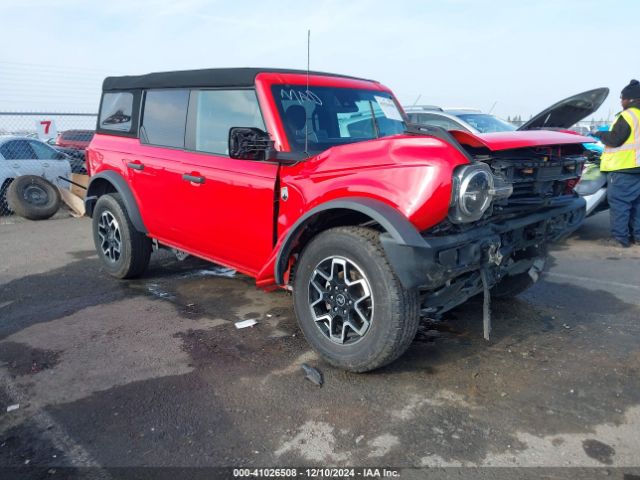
top-left (450, 129), bottom-right (595, 151)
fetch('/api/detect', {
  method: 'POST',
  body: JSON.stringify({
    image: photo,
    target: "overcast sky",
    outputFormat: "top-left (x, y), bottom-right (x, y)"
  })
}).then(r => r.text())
top-left (0, 0), bottom-right (637, 120)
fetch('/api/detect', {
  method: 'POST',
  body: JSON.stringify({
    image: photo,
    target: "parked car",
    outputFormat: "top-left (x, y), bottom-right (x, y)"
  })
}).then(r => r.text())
top-left (406, 88), bottom-right (610, 216)
top-left (405, 106), bottom-right (517, 133)
top-left (50, 146), bottom-right (87, 174)
top-left (56, 129), bottom-right (94, 150)
top-left (0, 136), bottom-right (71, 213)
top-left (47, 129), bottom-right (93, 174)
top-left (86, 68), bottom-right (590, 372)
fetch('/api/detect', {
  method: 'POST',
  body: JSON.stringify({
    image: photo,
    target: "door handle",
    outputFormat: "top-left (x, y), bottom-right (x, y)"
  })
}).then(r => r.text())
top-left (12, 163), bottom-right (19, 168)
top-left (43, 162), bottom-right (50, 167)
top-left (182, 173), bottom-right (205, 184)
top-left (126, 161), bottom-right (145, 171)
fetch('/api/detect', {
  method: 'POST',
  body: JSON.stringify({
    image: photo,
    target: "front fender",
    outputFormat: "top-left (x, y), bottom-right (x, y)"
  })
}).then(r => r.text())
top-left (274, 197), bottom-right (426, 285)
top-left (85, 170), bottom-right (147, 233)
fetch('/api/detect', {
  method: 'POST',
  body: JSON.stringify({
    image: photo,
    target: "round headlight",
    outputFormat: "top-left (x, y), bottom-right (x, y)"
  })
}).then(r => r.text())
top-left (459, 169), bottom-right (493, 217)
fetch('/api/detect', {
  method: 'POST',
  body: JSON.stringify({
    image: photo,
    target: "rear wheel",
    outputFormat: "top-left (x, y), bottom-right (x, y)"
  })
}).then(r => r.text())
top-left (293, 227), bottom-right (419, 372)
top-left (92, 193), bottom-right (151, 279)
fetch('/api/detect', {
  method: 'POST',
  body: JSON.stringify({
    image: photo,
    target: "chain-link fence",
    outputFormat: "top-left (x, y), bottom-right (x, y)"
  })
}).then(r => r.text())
top-left (0, 112), bottom-right (96, 217)
top-left (0, 111), bottom-right (610, 220)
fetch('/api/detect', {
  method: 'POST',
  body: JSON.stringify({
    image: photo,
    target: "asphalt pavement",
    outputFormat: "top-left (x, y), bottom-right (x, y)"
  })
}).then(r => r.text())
top-left (0, 211), bottom-right (639, 478)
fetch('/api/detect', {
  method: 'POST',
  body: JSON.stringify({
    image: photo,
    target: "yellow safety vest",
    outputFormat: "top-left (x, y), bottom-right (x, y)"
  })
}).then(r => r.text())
top-left (600, 107), bottom-right (640, 171)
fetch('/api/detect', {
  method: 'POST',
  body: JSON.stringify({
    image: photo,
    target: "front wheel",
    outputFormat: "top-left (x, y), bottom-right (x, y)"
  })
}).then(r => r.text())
top-left (92, 193), bottom-right (151, 279)
top-left (293, 227), bottom-right (419, 372)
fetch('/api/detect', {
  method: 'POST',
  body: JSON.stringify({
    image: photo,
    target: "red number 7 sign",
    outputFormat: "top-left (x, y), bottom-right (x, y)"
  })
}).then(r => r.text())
top-left (40, 121), bottom-right (52, 134)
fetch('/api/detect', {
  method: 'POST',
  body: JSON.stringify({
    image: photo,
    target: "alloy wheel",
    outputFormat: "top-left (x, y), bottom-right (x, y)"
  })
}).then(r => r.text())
top-left (308, 256), bottom-right (374, 345)
top-left (97, 210), bottom-right (122, 263)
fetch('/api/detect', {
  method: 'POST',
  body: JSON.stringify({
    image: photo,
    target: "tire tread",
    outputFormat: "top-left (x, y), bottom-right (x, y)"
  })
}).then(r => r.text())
top-left (93, 193), bottom-right (151, 278)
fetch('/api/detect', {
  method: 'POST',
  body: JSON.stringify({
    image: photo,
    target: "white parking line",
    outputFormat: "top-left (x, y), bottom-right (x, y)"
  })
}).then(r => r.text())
top-left (545, 272), bottom-right (640, 291)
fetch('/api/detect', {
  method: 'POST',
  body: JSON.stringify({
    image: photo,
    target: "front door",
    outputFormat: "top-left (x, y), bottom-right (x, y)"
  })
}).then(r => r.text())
top-left (178, 89), bottom-right (278, 275)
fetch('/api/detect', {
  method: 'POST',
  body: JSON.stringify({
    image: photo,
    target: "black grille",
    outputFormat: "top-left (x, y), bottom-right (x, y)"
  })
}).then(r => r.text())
top-left (423, 145), bottom-right (587, 236)
top-left (478, 148), bottom-right (585, 212)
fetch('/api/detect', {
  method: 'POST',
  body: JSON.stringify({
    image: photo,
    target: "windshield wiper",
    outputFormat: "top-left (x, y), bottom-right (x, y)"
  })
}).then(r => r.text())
top-left (368, 100), bottom-right (380, 138)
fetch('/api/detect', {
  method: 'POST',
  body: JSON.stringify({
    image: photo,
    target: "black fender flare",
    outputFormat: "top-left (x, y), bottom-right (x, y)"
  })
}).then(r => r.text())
top-left (274, 197), bottom-right (426, 285)
top-left (84, 171), bottom-right (147, 234)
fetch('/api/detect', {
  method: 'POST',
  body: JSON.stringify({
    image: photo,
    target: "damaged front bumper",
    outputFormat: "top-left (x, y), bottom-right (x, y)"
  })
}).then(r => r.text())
top-left (380, 197), bottom-right (586, 314)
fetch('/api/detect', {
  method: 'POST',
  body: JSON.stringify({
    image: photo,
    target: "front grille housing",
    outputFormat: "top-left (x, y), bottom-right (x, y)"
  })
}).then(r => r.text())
top-left (426, 144), bottom-right (587, 236)
top-left (480, 146), bottom-right (585, 214)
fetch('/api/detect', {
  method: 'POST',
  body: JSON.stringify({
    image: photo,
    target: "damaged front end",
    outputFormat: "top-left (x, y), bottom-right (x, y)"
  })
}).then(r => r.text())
top-left (381, 142), bottom-right (587, 333)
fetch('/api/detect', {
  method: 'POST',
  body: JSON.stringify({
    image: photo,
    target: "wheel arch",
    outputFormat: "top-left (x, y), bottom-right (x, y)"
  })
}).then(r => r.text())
top-left (85, 171), bottom-right (147, 233)
top-left (274, 197), bottom-right (425, 285)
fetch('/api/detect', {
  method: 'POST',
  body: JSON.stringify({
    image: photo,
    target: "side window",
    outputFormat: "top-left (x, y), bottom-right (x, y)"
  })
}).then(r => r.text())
top-left (194, 90), bottom-right (265, 156)
top-left (141, 89), bottom-right (189, 148)
top-left (99, 92), bottom-right (134, 132)
top-left (29, 141), bottom-right (65, 160)
top-left (0, 140), bottom-right (37, 160)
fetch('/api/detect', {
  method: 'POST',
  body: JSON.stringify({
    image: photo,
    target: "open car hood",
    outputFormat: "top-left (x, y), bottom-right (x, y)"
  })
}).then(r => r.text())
top-left (517, 88), bottom-right (609, 130)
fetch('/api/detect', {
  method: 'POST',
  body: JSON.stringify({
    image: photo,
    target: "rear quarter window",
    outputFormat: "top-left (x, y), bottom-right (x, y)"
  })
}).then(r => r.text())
top-left (98, 92), bottom-right (137, 135)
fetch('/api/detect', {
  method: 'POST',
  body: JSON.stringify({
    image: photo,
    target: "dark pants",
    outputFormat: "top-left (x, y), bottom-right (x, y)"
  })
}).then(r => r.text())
top-left (607, 172), bottom-right (640, 244)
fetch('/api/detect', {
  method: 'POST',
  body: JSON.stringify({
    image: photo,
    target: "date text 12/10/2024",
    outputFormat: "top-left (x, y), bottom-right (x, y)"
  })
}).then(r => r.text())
top-left (232, 468), bottom-right (401, 478)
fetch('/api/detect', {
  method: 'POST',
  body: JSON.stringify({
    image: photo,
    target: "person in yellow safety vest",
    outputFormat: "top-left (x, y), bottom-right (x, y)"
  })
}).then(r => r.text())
top-left (593, 79), bottom-right (640, 248)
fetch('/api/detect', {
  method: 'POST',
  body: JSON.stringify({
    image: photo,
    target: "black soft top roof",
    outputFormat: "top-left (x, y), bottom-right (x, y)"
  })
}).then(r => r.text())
top-left (102, 67), bottom-right (374, 91)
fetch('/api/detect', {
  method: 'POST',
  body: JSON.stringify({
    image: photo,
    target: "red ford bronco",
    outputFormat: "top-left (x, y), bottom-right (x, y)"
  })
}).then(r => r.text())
top-left (86, 68), bottom-right (589, 372)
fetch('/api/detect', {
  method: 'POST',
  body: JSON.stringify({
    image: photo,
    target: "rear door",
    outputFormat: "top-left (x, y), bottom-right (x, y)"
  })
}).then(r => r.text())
top-left (128, 89), bottom-right (190, 243)
top-left (0, 147), bottom-right (19, 184)
top-left (178, 88), bottom-right (278, 274)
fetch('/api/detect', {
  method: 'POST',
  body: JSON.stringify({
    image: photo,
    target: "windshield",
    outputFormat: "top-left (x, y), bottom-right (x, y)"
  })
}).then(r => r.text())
top-left (454, 113), bottom-right (516, 133)
top-left (272, 85), bottom-right (406, 152)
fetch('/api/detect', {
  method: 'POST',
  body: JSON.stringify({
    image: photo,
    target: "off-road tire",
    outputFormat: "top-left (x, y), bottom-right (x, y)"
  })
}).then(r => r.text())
top-left (293, 226), bottom-right (420, 372)
top-left (92, 193), bottom-right (151, 279)
top-left (7, 175), bottom-right (60, 220)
